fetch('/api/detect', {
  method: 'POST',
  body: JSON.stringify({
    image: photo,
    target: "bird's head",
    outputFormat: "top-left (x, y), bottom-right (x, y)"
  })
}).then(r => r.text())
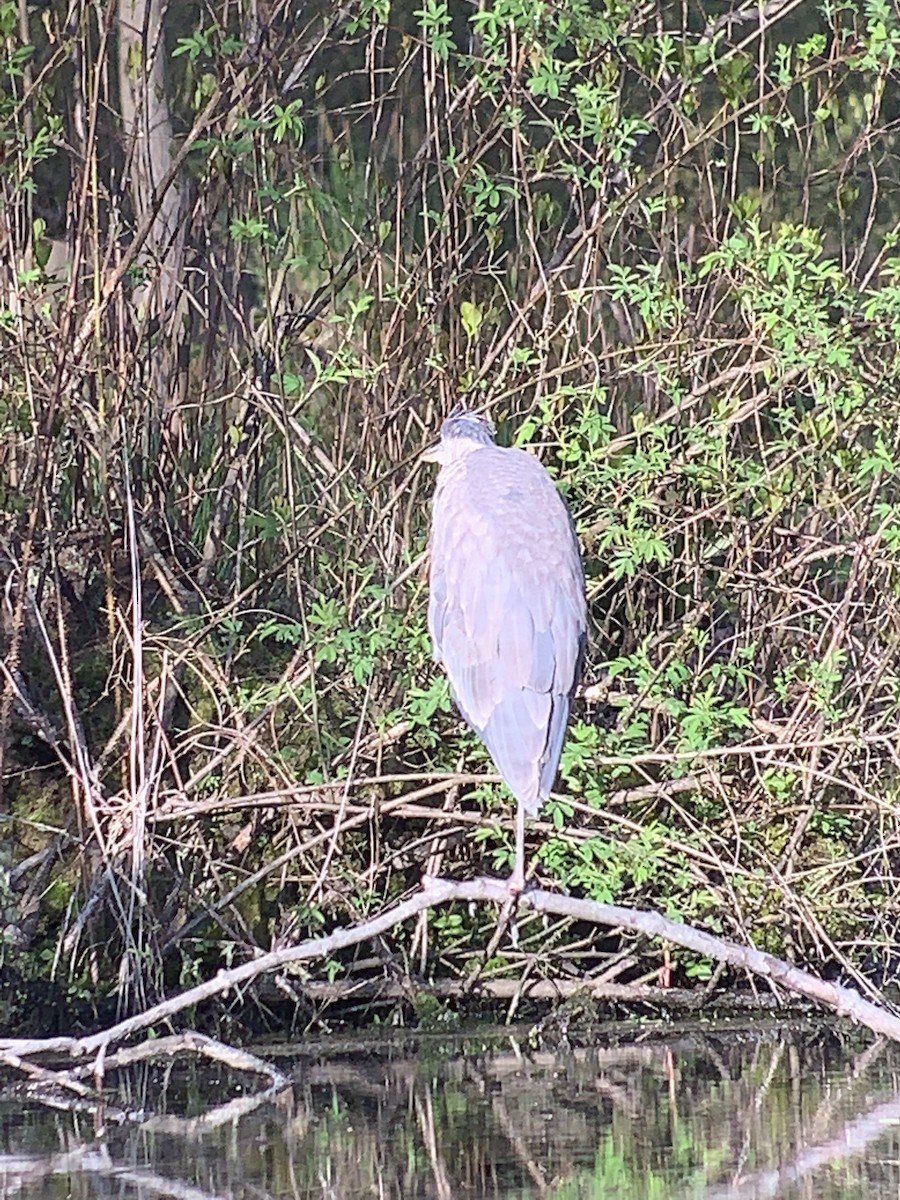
top-left (422, 410), bottom-right (496, 465)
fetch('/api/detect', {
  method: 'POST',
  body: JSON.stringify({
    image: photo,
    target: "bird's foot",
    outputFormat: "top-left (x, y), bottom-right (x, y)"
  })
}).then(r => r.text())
top-left (507, 862), bottom-right (527, 899)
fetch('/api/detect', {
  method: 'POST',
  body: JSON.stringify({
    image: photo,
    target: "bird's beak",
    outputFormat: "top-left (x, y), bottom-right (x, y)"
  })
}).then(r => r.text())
top-left (420, 444), bottom-right (441, 464)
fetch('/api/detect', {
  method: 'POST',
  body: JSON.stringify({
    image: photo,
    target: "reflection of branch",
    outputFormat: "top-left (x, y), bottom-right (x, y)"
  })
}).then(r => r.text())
top-left (72, 1032), bottom-right (288, 1087)
top-left (0, 1033), bottom-right (287, 1119)
top-left (0, 1147), bottom-right (232, 1200)
top-left (732, 1040), bottom-right (785, 1182)
top-left (140, 1083), bottom-right (287, 1134)
top-left (490, 1089), bottom-right (549, 1195)
top-left (415, 1091), bottom-right (454, 1200)
top-left (702, 1090), bottom-right (900, 1200)
top-left (1, 877), bottom-right (899, 1073)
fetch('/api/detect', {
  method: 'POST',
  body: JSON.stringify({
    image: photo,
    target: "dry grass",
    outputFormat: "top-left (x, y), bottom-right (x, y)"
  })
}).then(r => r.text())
top-left (0, 0), bottom-right (898, 1021)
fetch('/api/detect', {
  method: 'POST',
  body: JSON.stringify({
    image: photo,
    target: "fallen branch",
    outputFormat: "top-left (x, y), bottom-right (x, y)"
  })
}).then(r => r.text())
top-left (0, 877), bottom-right (897, 1070)
top-left (0, 1032), bottom-right (288, 1119)
top-left (267, 976), bottom-right (710, 1006)
top-left (68, 1032), bottom-right (288, 1087)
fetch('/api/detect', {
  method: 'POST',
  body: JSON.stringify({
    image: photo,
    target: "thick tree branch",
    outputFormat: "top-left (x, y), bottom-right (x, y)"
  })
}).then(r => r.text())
top-left (0, 878), bottom-right (897, 1068)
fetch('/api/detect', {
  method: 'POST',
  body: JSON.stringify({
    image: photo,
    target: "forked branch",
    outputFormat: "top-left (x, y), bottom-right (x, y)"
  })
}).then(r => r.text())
top-left (0, 877), bottom-right (897, 1069)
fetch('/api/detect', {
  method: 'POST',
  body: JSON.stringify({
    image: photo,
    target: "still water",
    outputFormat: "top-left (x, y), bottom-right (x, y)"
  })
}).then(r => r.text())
top-left (1, 1021), bottom-right (899, 1199)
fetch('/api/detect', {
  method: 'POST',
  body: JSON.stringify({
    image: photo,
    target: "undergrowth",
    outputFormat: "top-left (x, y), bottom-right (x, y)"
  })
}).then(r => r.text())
top-left (0, 0), bottom-right (899, 1027)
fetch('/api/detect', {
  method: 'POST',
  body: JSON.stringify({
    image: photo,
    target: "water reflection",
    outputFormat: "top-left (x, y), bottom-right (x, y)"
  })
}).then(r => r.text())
top-left (2, 1022), bottom-right (900, 1198)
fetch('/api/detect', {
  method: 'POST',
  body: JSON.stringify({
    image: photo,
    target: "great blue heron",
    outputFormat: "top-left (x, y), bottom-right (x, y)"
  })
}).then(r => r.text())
top-left (424, 411), bottom-right (587, 891)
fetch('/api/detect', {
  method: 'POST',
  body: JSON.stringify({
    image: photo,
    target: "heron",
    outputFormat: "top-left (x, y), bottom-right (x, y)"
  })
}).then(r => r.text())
top-left (424, 411), bottom-right (587, 892)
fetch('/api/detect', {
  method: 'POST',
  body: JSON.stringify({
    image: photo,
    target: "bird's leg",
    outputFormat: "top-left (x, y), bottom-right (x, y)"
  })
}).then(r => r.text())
top-left (463, 803), bottom-right (526, 990)
top-left (500, 805), bottom-right (527, 948)
top-left (508, 803), bottom-right (526, 897)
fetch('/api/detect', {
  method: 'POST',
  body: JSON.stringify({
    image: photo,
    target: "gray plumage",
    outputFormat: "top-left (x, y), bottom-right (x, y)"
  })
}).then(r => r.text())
top-left (426, 411), bottom-right (587, 886)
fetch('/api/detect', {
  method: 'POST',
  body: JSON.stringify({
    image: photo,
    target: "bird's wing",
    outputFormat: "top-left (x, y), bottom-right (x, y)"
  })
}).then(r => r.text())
top-left (428, 447), bottom-right (587, 813)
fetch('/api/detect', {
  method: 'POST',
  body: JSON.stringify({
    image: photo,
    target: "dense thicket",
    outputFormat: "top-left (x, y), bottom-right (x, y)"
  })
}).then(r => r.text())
top-left (0, 0), bottom-right (899, 1027)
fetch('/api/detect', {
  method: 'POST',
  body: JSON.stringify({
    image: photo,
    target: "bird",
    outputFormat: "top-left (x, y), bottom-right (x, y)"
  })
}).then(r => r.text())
top-left (424, 410), bottom-right (587, 892)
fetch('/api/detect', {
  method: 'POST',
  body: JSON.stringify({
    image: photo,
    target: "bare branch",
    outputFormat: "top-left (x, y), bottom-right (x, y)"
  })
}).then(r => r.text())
top-left (0, 879), bottom-right (898, 1070)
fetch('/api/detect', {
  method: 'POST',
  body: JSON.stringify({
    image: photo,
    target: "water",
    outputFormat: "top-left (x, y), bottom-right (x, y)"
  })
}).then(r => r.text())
top-left (1, 1022), bottom-right (899, 1198)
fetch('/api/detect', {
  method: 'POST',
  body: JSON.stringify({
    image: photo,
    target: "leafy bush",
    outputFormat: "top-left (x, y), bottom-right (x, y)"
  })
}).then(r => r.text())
top-left (0, 0), bottom-right (898, 1022)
